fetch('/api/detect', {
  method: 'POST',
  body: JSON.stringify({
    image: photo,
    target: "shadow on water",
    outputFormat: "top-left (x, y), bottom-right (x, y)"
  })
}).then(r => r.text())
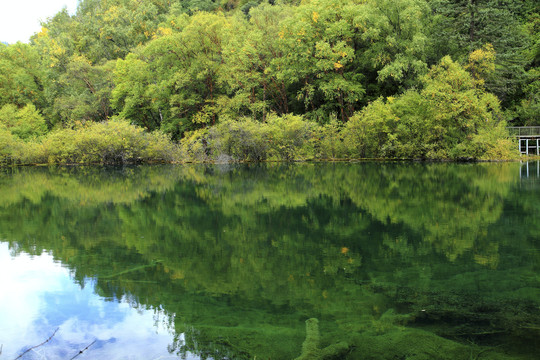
top-left (0, 162), bottom-right (539, 359)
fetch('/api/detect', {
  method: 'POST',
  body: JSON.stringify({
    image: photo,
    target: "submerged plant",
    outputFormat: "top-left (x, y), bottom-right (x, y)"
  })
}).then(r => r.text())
top-left (294, 318), bottom-right (349, 360)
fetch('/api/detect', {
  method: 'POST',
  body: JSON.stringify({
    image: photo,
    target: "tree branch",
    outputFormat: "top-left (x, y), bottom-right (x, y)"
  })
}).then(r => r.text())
top-left (13, 328), bottom-right (59, 360)
top-left (69, 340), bottom-right (97, 360)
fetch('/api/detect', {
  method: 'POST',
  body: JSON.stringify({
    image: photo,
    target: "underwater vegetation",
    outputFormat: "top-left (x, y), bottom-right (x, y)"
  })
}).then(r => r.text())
top-left (294, 318), bottom-right (349, 360)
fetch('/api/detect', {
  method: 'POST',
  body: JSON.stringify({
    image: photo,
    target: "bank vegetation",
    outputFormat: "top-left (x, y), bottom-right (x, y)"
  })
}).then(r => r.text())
top-left (1, 0), bottom-right (537, 164)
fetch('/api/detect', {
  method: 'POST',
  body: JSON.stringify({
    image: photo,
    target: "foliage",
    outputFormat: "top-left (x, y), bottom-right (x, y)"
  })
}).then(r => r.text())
top-left (314, 118), bottom-right (347, 159)
top-left (209, 118), bottom-right (271, 162)
top-left (344, 98), bottom-right (399, 158)
top-left (420, 55), bottom-right (504, 159)
top-left (52, 55), bottom-right (114, 126)
top-left (465, 43), bottom-right (496, 87)
top-left (178, 128), bottom-right (212, 162)
top-left (0, 119), bottom-right (179, 165)
top-left (344, 56), bottom-right (517, 160)
top-left (517, 68), bottom-right (540, 125)
top-left (180, 114), bottom-right (317, 162)
top-left (0, 0), bottom-right (536, 161)
top-left (0, 126), bottom-right (21, 163)
top-left (454, 121), bottom-right (516, 160)
top-left (428, 0), bottom-right (535, 113)
top-left (72, 0), bottom-right (167, 62)
top-left (112, 12), bottom-right (231, 138)
top-left (265, 114), bottom-right (316, 161)
top-left (0, 43), bottom-right (46, 109)
top-left (112, 54), bottom-right (159, 130)
top-left (0, 103), bottom-right (47, 140)
top-left (273, 0), bottom-right (365, 121)
top-left (219, 3), bottom-right (290, 120)
top-left (42, 118), bottom-right (179, 164)
top-left (355, 0), bottom-right (430, 88)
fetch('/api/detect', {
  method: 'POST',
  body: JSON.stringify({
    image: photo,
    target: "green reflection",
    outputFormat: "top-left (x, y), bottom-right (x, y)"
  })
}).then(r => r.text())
top-left (0, 162), bottom-right (539, 359)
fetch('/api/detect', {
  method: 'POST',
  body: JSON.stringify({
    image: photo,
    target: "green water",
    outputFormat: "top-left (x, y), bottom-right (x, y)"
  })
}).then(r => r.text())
top-left (0, 162), bottom-right (539, 359)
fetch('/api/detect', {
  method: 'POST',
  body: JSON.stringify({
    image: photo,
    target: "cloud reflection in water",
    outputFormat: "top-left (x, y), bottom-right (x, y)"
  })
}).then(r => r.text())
top-left (0, 242), bottom-right (196, 360)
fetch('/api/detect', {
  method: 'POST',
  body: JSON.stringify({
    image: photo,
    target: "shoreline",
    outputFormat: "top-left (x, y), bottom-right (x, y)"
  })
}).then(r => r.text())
top-left (1, 156), bottom-right (533, 168)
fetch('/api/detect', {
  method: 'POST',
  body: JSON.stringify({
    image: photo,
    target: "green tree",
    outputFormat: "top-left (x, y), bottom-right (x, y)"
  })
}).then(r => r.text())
top-left (0, 125), bottom-right (21, 162)
top-left (516, 10), bottom-right (540, 125)
top-left (73, 0), bottom-right (164, 62)
top-left (517, 68), bottom-right (540, 125)
top-left (112, 54), bottom-right (161, 130)
top-left (53, 55), bottom-right (114, 125)
top-left (345, 56), bottom-right (514, 160)
top-left (220, 3), bottom-right (291, 121)
top-left (273, 0), bottom-right (365, 121)
top-left (0, 103), bottom-right (47, 140)
top-left (420, 55), bottom-right (502, 158)
top-left (355, 0), bottom-right (431, 90)
top-left (113, 12), bottom-right (230, 138)
top-left (0, 43), bottom-right (46, 110)
top-left (428, 0), bottom-right (532, 111)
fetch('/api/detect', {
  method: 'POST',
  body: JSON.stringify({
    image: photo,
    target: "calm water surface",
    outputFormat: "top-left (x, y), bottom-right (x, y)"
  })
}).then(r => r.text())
top-left (0, 162), bottom-right (539, 359)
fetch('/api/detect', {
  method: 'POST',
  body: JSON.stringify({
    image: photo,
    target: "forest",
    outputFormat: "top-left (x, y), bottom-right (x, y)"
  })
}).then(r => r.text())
top-left (0, 0), bottom-right (538, 164)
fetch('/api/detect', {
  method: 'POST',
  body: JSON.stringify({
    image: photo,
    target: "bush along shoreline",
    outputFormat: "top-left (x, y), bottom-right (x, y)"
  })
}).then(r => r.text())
top-left (0, 57), bottom-right (521, 166)
top-left (0, 118), bottom-right (179, 166)
top-left (0, 114), bottom-right (518, 167)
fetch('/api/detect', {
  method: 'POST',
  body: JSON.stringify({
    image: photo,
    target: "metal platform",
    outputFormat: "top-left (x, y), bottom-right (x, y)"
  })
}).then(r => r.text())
top-left (507, 127), bottom-right (540, 155)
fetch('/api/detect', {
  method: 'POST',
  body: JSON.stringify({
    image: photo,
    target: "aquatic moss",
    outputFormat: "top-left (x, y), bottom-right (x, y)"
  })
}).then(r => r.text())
top-left (170, 323), bottom-right (304, 360)
top-left (294, 318), bottom-right (349, 360)
top-left (295, 318), bottom-right (320, 360)
top-left (349, 327), bottom-right (514, 360)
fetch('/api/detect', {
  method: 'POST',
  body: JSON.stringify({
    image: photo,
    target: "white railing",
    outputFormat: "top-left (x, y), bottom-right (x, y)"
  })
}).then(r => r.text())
top-left (508, 126), bottom-right (540, 137)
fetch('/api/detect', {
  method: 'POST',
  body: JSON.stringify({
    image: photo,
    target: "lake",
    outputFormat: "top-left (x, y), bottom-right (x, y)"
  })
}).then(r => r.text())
top-left (0, 162), bottom-right (539, 359)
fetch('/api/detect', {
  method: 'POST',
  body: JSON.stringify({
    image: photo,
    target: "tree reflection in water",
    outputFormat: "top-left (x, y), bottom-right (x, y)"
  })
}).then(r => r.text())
top-left (0, 162), bottom-right (538, 359)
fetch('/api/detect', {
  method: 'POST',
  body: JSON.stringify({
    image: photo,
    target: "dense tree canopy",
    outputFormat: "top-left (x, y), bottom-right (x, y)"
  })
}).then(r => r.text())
top-left (0, 0), bottom-right (538, 163)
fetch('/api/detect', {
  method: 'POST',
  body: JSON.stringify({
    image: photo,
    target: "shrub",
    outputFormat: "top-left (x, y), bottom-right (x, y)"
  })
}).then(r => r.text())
top-left (342, 56), bottom-right (519, 161)
top-left (179, 128), bottom-right (212, 162)
top-left (344, 99), bottom-right (397, 158)
top-left (0, 125), bottom-right (20, 163)
top-left (451, 121), bottom-right (517, 160)
top-left (210, 118), bottom-right (270, 161)
top-left (179, 114), bottom-right (319, 162)
top-left (266, 114), bottom-right (316, 161)
top-left (315, 119), bottom-right (347, 159)
top-left (42, 118), bottom-right (179, 164)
